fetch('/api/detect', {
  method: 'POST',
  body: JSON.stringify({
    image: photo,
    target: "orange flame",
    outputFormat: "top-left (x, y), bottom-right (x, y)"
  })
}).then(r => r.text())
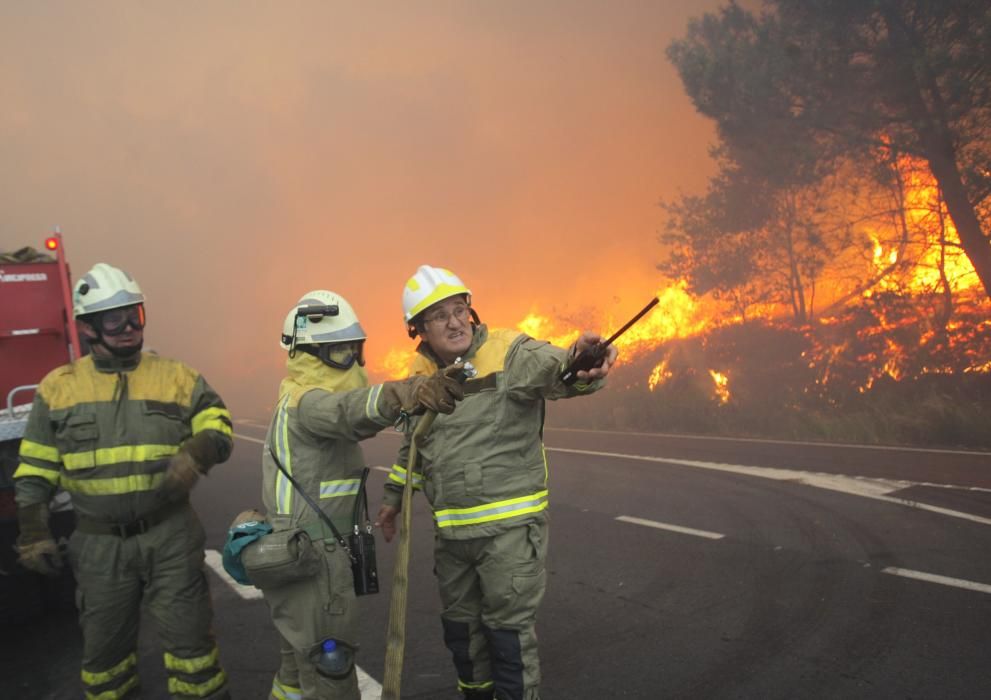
top-left (647, 359), bottom-right (672, 391)
top-left (381, 347), bottom-right (417, 380)
top-left (376, 156), bottom-right (987, 391)
top-left (865, 157), bottom-right (979, 296)
top-left (709, 370), bottom-right (730, 404)
top-left (379, 282), bottom-right (707, 379)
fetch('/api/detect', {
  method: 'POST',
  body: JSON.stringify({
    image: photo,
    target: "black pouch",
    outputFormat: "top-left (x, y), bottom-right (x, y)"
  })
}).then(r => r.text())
top-left (349, 468), bottom-right (379, 596)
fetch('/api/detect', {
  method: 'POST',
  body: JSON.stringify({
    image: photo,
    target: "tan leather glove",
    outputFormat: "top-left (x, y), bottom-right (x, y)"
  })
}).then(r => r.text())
top-left (412, 366), bottom-right (465, 415)
top-left (16, 502), bottom-right (62, 577)
top-left (159, 432), bottom-right (223, 502)
top-left (378, 365), bottom-right (466, 419)
top-left (159, 450), bottom-right (204, 502)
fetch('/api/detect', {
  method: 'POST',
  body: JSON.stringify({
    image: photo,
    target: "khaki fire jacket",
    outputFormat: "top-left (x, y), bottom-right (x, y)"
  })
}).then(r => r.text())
top-left (261, 354), bottom-right (405, 532)
top-left (384, 324), bottom-right (605, 540)
top-left (14, 352), bottom-right (233, 522)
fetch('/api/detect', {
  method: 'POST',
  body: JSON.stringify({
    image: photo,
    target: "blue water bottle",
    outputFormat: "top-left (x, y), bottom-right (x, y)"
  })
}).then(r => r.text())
top-left (315, 639), bottom-right (353, 679)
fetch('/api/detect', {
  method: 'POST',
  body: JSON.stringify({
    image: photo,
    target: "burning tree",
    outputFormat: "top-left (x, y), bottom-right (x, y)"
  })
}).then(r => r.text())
top-left (667, 0), bottom-right (991, 298)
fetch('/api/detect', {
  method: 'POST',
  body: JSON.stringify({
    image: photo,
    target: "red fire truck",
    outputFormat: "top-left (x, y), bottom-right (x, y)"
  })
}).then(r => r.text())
top-left (0, 231), bottom-right (82, 623)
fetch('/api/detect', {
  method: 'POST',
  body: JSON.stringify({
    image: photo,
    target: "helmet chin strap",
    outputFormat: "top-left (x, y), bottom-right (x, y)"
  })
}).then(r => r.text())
top-left (89, 329), bottom-right (143, 358)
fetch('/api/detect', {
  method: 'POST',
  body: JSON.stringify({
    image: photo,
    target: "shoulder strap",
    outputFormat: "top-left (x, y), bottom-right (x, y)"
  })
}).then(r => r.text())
top-left (268, 442), bottom-right (356, 563)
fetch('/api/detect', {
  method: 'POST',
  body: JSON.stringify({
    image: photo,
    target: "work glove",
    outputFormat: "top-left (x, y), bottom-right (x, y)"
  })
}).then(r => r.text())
top-left (158, 432), bottom-right (224, 502)
top-left (159, 450), bottom-right (205, 502)
top-left (379, 365), bottom-right (465, 419)
top-left (16, 502), bottom-right (62, 577)
top-left (411, 366), bottom-right (466, 415)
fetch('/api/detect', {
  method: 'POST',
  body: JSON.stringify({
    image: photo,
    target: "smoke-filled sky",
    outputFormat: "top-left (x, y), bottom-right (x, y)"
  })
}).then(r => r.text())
top-left (1, 1), bottom-right (722, 415)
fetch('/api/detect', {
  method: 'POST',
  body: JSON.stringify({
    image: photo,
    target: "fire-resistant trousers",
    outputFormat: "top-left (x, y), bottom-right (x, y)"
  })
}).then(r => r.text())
top-left (435, 521), bottom-right (548, 700)
top-left (269, 631), bottom-right (302, 700)
top-left (263, 538), bottom-right (360, 700)
top-left (68, 504), bottom-right (228, 700)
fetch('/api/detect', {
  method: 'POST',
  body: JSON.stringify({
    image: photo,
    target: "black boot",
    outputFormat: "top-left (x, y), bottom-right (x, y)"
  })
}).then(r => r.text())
top-left (463, 690), bottom-right (495, 700)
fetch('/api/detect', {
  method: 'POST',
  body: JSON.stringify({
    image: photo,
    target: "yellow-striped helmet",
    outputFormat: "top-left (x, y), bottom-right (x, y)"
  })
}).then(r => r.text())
top-left (402, 265), bottom-right (471, 327)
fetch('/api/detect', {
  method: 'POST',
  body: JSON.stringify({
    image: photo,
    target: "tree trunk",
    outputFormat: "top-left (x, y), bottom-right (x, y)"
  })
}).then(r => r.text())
top-left (926, 146), bottom-right (991, 300)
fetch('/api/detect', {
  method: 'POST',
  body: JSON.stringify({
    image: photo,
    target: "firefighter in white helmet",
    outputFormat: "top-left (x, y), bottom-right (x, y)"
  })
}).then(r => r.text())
top-left (15, 262), bottom-right (233, 699)
top-left (377, 265), bottom-right (618, 700)
top-left (259, 290), bottom-right (465, 700)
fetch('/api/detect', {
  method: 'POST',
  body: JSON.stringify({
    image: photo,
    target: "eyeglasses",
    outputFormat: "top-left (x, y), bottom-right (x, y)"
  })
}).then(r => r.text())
top-left (315, 341), bottom-right (365, 370)
top-left (98, 304), bottom-right (146, 336)
top-left (422, 304), bottom-right (470, 327)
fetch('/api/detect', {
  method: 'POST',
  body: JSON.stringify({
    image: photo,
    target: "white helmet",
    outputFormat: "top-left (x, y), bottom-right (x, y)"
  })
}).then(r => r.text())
top-left (73, 263), bottom-right (145, 318)
top-left (402, 265), bottom-right (471, 326)
top-left (280, 289), bottom-right (366, 350)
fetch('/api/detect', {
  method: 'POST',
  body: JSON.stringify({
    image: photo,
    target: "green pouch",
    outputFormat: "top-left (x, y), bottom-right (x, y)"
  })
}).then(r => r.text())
top-left (241, 528), bottom-right (320, 590)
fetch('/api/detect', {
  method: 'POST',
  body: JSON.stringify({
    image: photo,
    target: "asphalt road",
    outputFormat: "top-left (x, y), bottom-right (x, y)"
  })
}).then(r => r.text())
top-left (4, 420), bottom-right (990, 699)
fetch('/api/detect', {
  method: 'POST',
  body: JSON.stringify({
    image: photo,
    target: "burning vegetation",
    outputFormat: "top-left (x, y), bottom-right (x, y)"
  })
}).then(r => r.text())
top-left (377, 155), bottom-right (990, 449)
top-left (379, 2), bottom-right (991, 449)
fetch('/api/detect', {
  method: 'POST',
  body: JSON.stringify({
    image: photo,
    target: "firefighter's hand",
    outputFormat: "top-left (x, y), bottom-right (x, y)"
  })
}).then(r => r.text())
top-left (17, 538), bottom-right (63, 577)
top-left (413, 365), bottom-right (465, 415)
top-left (159, 451), bottom-right (204, 501)
top-left (375, 505), bottom-right (399, 543)
top-left (573, 332), bottom-right (618, 382)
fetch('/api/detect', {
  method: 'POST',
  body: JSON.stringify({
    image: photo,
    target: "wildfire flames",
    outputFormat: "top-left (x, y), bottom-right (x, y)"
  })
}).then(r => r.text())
top-left (377, 158), bottom-right (988, 407)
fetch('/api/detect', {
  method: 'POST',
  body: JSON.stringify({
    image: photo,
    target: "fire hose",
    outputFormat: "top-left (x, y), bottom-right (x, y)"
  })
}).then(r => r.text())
top-left (382, 361), bottom-right (475, 699)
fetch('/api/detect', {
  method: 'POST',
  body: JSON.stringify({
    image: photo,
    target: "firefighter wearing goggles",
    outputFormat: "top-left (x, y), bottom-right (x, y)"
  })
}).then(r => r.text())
top-left (261, 290), bottom-right (465, 700)
top-left (14, 262), bottom-right (233, 699)
top-left (377, 265), bottom-right (617, 700)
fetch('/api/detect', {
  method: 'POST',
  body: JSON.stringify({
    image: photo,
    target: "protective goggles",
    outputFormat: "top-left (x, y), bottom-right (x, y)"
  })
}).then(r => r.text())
top-left (96, 304), bottom-right (146, 336)
top-left (313, 341), bottom-right (365, 370)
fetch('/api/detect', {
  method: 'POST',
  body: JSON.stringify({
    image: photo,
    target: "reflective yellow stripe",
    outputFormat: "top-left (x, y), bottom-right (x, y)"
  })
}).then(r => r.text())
top-left (271, 677), bottom-right (302, 700)
top-left (84, 674), bottom-right (140, 700)
top-left (387, 464), bottom-right (422, 490)
top-left (365, 384), bottom-right (384, 422)
top-left (167, 670), bottom-right (227, 698)
top-left (81, 653), bottom-right (138, 685)
top-left (319, 479), bottom-right (360, 499)
top-left (164, 646), bottom-right (220, 673)
top-left (13, 462), bottom-right (60, 485)
top-left (62, 444), bottom-right (180, 470)
top-left (62, 472), bottom-right (164, 495)
top-left (408, 281), bottom-right (469, 319)
top-left (192, 407), bottom-right (233, 436)
top-left (435, 490), bottom-right (549, 528)
top-left (20, 439), bottom-right (60, 463)
top-left (458, 679), bottom-right (494, 691)
top-left (275, 396), bottom-right (293, 514)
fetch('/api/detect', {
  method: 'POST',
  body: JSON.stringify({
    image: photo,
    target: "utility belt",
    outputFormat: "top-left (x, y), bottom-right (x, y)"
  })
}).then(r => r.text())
top-left (76, 500), bottom-right (186, 538)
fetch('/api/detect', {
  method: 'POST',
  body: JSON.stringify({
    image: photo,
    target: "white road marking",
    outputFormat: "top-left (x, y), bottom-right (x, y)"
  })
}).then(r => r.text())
top-left (204, 549), bottom-right (384, 697)
top-left (204, 549), bottom-right (263, 600)
top-left (882, 567), bottom-right (991, 595)
top-left (234, 433), bottom-right (265, 445)
top-left (545, 426), bottom-right (991, 457)
top-left (547, 447), bottom-right (991, 528)
top-left (357, 668), bottom-right (382, 699)
top-left (616, 515), bottom-right (724, 539)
